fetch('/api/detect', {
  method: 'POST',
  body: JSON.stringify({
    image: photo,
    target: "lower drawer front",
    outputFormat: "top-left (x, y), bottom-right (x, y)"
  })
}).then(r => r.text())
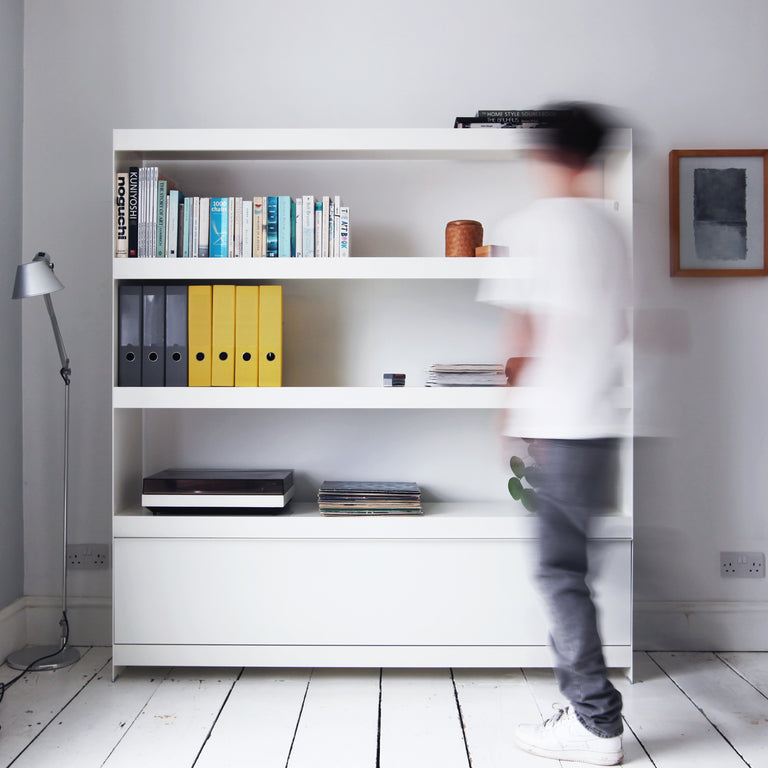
top-left (114, 538), bottom-right (631, 646)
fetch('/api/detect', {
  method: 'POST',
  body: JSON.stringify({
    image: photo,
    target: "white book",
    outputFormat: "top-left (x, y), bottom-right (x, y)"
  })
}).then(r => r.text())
top-left (315, 204), bottom-right (322, 258)
top-left (167, 189), bottom-right (179, 257)
top-left (302, 195), bottom-right (315, 258)
top-left (243, 199), bottom-right (253, 259)
top-left (234, 196), bottom-right (243, 257)
top-left (333, 195), bottom-right (342, 258)
top-left (227, 197), bottom-right (235, 257)
top-left (191, 196), bottom-right (200, 258)
top-left (340, 206), bottom-right (350, 257)
top-left (199, 197), bottom-right (210, 257)
top-left (164, 193), bottom-right (171, 257)
top-left (260, 196), bottom-right (267, 256)
top-left (295, 197), bottom-right (303, 258)
top-left (321, 196), bottom-right (330, 258)
top-left (252, 196), bottom-right (264, 257)
top-left (149, 167), bottom-right (158, 259)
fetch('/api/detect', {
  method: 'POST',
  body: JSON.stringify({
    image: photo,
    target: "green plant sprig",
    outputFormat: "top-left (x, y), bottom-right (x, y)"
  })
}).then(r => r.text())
top-left (507, 444), bottom-right (542, 512)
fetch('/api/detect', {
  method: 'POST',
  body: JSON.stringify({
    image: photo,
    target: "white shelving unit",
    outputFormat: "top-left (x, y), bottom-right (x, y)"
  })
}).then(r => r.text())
top-left (111, 128), bottom-right (633, 679)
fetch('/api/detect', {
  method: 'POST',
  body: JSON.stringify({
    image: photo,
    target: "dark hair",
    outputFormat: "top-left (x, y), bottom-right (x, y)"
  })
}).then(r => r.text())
top-left (536, 102), bottom-right (612, 168)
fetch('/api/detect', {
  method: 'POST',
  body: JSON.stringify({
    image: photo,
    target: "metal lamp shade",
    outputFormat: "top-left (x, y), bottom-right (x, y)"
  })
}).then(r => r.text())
top-left (12, 253), bottom-right (64, 299)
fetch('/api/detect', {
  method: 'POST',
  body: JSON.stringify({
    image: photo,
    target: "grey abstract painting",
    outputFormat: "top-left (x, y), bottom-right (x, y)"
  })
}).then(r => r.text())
top-left (693, 167), bottom-right (747, 261)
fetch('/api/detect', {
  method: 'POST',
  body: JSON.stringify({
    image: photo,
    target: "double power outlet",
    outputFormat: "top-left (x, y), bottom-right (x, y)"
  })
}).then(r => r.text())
top-left (66, 544), bottom-right (110, 570)
top-left (720, 551), bottom-right (765, 578)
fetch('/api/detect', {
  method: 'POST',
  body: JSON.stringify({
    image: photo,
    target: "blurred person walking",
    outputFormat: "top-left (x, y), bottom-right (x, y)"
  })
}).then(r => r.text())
top-left (479, 103), bottom-right (630, 766)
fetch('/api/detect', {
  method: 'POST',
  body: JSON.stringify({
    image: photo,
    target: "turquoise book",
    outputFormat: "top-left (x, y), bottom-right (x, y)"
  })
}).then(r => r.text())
top-left (266, 196), bottom-right (279, 257)
top-left (209, 197), bottom-right (229, 258)
top-left (278, 195), bottom-right (292, 257)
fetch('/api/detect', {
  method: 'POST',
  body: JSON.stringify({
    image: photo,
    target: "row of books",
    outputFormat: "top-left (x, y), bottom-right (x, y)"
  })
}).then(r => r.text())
top-left (117, 283), bottom-right (282, 388)
top-left (114, 168), bottom-right (350, 259)
top-left (317, 481), bottom-right (422, 516)
top-left (454, 109), bottom-right (561, 129)
top-left (426, 363), bottom-right (507, 387)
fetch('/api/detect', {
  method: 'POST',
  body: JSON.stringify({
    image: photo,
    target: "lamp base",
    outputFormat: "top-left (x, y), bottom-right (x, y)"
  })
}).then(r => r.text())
top-left (6, 644), bottom-right (80, 671)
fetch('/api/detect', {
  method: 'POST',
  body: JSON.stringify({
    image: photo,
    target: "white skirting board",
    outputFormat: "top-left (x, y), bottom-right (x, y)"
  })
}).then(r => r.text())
top-left (0, 598), bottom-right (28, 663)
top-left (634, 601), bottom-right (768, 651)
top-left (0, 596), bottom-right (112, 656)
top-left (4, 598), bottom-right (767, 659)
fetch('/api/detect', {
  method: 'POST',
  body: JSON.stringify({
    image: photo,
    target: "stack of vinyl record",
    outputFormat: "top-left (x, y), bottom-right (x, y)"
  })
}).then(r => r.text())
top-left (318, 481), bottom-right (423, 516)
top-left (426, 364), bottom-right (507, 387)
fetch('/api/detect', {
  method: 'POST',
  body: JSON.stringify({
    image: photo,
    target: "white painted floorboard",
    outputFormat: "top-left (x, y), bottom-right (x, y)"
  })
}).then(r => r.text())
top-left (1, 650), bottom-right (766, 767)
top-left (101, 667), bottom-right (239, 768)
top-left (194, 668), bottom-right (310, 768)
top-left (288, 669), bottom-right (380, 768)
top-left (378, 669), bottom-right (468, 768)
top-left (0, 646), bottom-right (111, 767)
top-left (453, 668), bottom-right (560, 768)
top-left (650, 651), bottom-right (768, 768)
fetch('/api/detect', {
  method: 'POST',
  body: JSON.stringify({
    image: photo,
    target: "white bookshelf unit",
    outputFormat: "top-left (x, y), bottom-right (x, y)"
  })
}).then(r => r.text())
top-left (111, 128), bottom-right (634, 679)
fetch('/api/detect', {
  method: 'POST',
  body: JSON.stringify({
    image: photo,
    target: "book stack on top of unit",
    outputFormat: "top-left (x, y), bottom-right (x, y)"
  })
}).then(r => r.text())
top-left (317, 481), bottom-right (423, 516)
top-left (453, 109), bottom-right (561, 129)
top-left (426, 364), bottom-right (507, 387)
top-left (114, 168), bottom-right (349, 259)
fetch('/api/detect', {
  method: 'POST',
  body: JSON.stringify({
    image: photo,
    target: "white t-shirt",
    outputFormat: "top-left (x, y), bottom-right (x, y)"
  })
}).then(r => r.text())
top-left (479, 197), bottom-right (630, 439)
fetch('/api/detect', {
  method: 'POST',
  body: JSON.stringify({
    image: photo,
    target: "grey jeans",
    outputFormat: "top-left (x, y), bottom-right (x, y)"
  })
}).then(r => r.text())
top-left (532, 438), bottom-right (624, 738)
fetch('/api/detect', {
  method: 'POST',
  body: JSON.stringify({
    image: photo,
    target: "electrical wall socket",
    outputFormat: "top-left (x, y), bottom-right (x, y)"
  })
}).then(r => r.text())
top-left (66, 544), bottom-right (110, 570)
top-left (720, 551), bottom-right (765, 578)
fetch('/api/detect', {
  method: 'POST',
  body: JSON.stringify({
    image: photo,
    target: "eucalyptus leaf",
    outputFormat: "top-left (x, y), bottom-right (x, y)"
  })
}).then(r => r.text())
top-left (508, 476), bottom-right (523, 500)
top-left (509, 456), bottom-right (526, 478)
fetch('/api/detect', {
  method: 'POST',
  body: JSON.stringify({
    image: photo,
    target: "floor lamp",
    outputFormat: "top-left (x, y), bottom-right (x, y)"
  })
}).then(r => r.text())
top-left (7, 252), bottom-right (80, 671)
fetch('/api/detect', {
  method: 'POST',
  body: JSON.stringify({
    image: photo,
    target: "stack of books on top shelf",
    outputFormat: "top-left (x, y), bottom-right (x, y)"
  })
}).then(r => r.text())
top-left (453, 109), bottom-right (561, 129)
top-left (317, 481), bottom-right (423, 516)
top-left (426, 364), bottom-right (507, 387)
top-left (114, 167), bottom-right (349, 259)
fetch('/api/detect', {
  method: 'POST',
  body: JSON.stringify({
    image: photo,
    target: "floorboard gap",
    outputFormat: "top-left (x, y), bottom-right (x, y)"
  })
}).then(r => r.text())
top-left (449, 668), bottom-right (473, 767)
top-left (621, 715), bottom-right (658, 768)
top-left (284, 668), bottom-right (313, 768)
top-left (714, 653), bottom-right (768, 702)
top-left (98, 666), bottom-right (173, 768)
top-left (648, 654), bottom-right (752, 767)
top-left (191, 667), bottom-right (244, 768)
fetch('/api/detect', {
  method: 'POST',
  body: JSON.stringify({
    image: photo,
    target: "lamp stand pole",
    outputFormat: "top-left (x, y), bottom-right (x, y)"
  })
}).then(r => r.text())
top-left (6, 293), bottom-right (80, 671)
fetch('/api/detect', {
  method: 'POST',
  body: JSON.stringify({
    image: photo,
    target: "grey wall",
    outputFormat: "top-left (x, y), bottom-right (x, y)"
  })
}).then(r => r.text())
top-left (20, 0), bottom-right (768, 643)
top-left (0, 0), bottom-right (24, 610)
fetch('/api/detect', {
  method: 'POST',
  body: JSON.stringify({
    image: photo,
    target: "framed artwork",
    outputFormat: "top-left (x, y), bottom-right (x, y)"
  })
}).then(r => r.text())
top-left (670, 149), bottom-right (768, 276)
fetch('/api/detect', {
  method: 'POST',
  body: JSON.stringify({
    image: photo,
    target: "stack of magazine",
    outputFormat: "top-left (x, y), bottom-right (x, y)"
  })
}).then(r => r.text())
top-left (318, 481), bottom-right (422, 516)
top-left (426, 364), bottom-right (507, 387)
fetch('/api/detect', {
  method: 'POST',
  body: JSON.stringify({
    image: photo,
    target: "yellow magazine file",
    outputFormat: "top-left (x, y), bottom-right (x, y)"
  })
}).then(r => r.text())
top-left (188, 285), bottom-right (212, 386)
top-left (212, 284), bottom-right (236, 386)
top-left (258, 285), bottom-right (282, 387)
top-left (235, 285), bottom-right (259, 386)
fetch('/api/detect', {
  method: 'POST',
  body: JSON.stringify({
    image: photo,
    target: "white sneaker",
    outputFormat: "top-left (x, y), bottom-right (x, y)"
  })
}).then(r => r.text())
top-left (514, 705), bottom-right (623, 765)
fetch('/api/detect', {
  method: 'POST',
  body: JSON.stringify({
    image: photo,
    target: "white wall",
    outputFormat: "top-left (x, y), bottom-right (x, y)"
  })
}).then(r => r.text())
top-left (21, 0), bottom-right (768, 647)
top-left (0, 0), bottom-right (24, 611)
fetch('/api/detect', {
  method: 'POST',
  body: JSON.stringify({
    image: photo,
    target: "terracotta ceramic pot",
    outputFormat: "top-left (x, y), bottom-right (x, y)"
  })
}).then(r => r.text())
top-left (445, 220), bottom-right (483, 257)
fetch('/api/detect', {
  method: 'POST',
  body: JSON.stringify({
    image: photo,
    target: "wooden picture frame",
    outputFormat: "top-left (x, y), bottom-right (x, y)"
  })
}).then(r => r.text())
top-left (670, 149), bottom-right (768, 276)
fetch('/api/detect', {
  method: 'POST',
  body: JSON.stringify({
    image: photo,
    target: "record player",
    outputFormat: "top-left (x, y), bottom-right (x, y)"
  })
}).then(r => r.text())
top-left (142, 469), bottom-right (294, 515)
